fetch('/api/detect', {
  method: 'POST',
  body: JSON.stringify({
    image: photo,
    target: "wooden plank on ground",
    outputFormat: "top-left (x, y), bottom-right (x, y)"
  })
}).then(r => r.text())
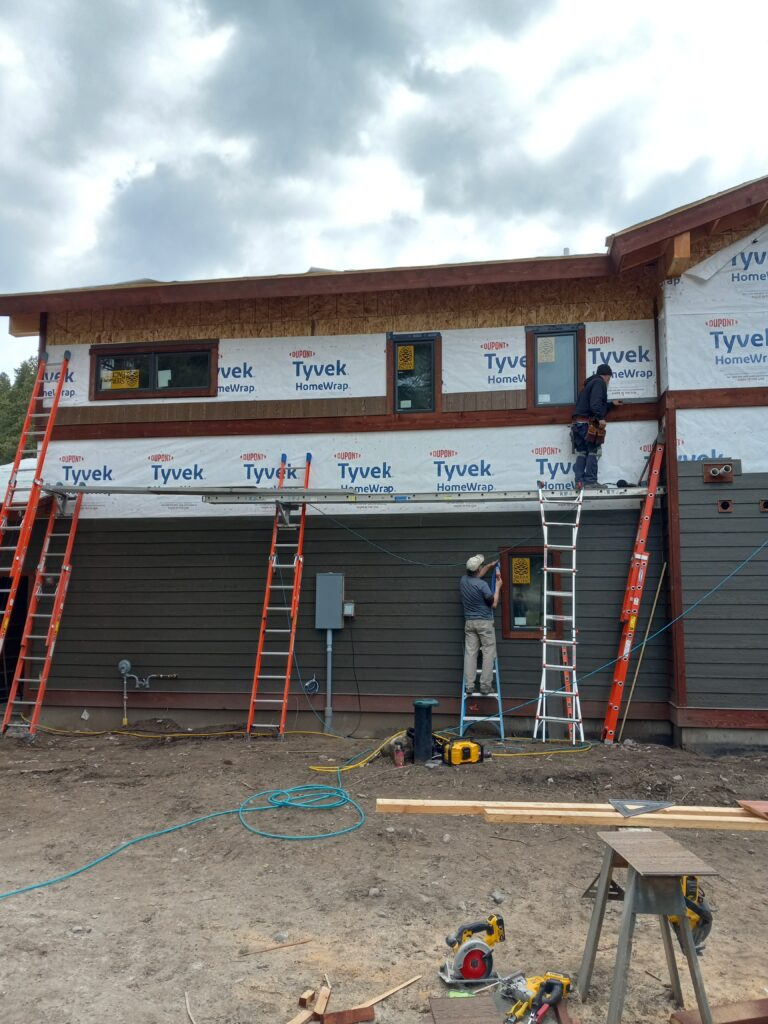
top-left (377, 798), bottom-right (750, 819)
top-left (358, 975), bottom-right (422, 1008)
top-left (670, 996), bottom-right (768, 1023)
top-left (299, 990), bottom-right (316, 1008)
top-left (429, 994), bottom-right (501, 1023)
top-left (320, 1007), bottom-right (375, 1024)
top-left (481, 809), bottom-right (768, 831)
top-left (738, 800), bottom-right (768, 822)
top-left (314, 984), bottom-right (333, 1016)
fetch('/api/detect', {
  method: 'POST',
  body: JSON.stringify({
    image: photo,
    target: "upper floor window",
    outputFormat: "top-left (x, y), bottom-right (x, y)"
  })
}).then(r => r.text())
top-left (90, 341), bottom-right (218, 400)
top-left (388, 332), bottom-right (441, 414)
top-left (526, 325), bottom-right (584, 407)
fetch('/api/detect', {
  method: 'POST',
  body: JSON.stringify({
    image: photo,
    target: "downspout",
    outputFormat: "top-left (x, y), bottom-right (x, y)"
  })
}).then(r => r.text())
top-left (324, 628), bottom-right (333, 733)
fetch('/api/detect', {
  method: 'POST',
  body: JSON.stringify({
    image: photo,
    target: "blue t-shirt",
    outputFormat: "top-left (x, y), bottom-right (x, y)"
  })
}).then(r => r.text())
top-left (460, 574), bottom-right (494, 620)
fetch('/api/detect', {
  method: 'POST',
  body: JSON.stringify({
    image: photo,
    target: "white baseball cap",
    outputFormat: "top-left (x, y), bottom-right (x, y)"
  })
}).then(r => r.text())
top-left (466, 554), bottom-right (484, 572)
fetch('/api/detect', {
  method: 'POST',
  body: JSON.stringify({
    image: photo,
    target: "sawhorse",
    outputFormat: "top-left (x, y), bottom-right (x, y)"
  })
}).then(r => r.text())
top-left (578, 830), bottom-right (716, 1024)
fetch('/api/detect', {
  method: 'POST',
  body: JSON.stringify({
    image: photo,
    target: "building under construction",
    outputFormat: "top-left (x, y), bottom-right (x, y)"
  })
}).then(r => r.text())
top-left (0, 177), bottom-right (767, 748)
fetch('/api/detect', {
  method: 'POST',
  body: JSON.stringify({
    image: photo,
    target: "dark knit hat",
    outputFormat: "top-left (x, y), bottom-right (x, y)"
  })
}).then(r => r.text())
top-left (596, 362), bottom-right (613, 376)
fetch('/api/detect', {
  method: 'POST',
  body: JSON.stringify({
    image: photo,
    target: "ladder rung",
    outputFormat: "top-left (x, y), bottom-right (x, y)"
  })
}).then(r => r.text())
top-left (251, 699), bottom-right (286, 705)
top-left (543, 664), bottom-right (575, 671)
top-left (10, 700), bottom-right (38, 706)
top-left (543, 567), bottom-right (576, 574)
top-left (546, 544), bottom-right (575, 551)
top-left (22, 656), bottom-right (48, 661)
top-left (535, 715), bottom-right (582, 724)
top-left (269, 585), bottom-right (293, 589)
top-left (30, 613), bottom-right (52, 618)
top-left (265, 628), bottom-right (291, 634)
top-left (544, 590), bottom-right (573, 597)
top-left (249, 723), bottom-right (279, 730)
top-left (257, 674), bottom-right (289, 679)
top-left (266, 607), bottom-right (291, 612)
top-left (546, 614), bottom-right (573, 621)
top-left (261, 650), bottom-right (290, 656)
top-left (16, 677), bottom-right (42, 683)
top-left (462, 715), bottom-right (502, 723)
top-left (274, 543), bottom-right (298, 548)
top-left (273, 563), bottom-right (296, 569)
top-left (544, 638), bottom-right (577, 645)
top-left (26, 635), bottom-right (48, 640)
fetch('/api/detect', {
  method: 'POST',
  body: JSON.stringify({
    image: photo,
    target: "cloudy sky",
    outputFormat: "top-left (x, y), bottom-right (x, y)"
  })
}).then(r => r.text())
top-left (1, 0), bottom-right (767, 375)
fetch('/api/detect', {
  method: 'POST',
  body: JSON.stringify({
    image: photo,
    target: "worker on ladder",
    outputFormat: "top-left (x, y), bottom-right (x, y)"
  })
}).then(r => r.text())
top-left (570, 362), bottom-right (622, 489)
top-left (460, 554), bottom-right (503, 696)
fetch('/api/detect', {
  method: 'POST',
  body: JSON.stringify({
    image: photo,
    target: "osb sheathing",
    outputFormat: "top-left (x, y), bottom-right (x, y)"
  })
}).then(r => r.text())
top-left (46, 267), bottom-right (658, 347)
top-left (689, 208), bottom-right (768, 264)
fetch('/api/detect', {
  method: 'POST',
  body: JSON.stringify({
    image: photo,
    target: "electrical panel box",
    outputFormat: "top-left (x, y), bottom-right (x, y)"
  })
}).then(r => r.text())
top-left (315, 573), bottom-right (344, 630)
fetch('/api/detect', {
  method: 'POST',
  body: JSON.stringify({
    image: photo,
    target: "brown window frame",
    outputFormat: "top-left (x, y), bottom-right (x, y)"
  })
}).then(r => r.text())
top-left (386, 331), bottom-right (442, 417)
top-left (89, 340), bottom-right (219, 401)
top-left (525, 324), bottom-right (586, 410)
top-left (500, 544), bottom-right (562, 641)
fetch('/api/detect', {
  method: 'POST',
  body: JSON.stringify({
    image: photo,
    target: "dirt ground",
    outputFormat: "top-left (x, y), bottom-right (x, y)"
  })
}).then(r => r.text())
top-left (1, 725), bottom-right (767, 1024)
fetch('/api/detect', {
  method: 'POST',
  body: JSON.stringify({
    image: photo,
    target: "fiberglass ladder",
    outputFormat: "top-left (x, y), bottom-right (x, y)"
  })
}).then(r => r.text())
top-left (246, 453), bottom-right (312, 737)
top-left (534, 487), bottom-right (584, 744)
top-left (459, 656), bottom-right (505, 739)
top-left (601, 438), bottom-right (666, 743)
top-left (0, 351), bottom-right (73, 730)
top-left (2, 493), bottom-right (83, 735)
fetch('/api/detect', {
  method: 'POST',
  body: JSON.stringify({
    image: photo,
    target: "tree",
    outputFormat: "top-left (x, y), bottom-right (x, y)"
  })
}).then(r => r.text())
top-left (0, 356), bottom-right (39, 465)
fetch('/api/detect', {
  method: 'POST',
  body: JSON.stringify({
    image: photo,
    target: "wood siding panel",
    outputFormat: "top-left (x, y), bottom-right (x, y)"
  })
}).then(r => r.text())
top-left (677, 462), bottom-right (768, 710)
top-left (37, 510), bottom-right (670, 719)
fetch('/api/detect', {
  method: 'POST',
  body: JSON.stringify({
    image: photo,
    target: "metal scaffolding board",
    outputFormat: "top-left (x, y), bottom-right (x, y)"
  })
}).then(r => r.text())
top-left (41, 481), bottom-right (662, 506)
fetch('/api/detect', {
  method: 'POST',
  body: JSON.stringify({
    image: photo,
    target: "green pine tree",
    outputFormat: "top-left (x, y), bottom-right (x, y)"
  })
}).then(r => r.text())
top-left (0, 356), bottom-right (39, 464)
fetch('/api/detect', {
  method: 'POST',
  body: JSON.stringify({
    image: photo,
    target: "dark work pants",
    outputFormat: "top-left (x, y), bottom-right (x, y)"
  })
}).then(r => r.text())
top-left (572, 421), bottom-right (600, 485)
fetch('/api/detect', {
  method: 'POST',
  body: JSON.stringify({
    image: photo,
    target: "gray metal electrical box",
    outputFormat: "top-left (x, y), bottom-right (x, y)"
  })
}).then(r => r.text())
top-left (315, 573), bottom-right (344, 630)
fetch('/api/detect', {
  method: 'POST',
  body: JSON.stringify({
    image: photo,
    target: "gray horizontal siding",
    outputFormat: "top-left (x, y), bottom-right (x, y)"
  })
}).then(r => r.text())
top-left (677, 461), bottom-right (768, 709)
top-left (33, 508), bottom-right (670, 713)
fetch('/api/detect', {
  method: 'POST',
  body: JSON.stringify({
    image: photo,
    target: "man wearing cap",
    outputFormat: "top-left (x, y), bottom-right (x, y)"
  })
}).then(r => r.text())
top-left (570, 362), bottom-right (621, 488)
top-left (460, 555), bottom-right (503, 695)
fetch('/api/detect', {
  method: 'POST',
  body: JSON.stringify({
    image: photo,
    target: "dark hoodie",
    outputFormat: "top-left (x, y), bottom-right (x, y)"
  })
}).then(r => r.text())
top-left (572, 374), bottom-right (616, 421)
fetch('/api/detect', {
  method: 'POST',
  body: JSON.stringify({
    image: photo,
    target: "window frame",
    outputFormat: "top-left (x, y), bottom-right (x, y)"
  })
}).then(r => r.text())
top-left (89, 340), bottom-right (219, 401)
top-left (525, 324), bottom-right (586, 410)
top-left (500, 544), bottom-right (561, 641)
top-left (386, 331), bottom-right (442, 416)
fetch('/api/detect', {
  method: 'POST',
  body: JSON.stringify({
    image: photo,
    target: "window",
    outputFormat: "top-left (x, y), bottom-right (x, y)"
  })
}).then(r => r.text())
top-left (526, 325), bottom-right (584, 407)
top-left (388, 332), bottom-right (441, 413)
top-left (90, 341), bottom-right (218, 400)
top-left (500, 547), bottom-right (545, 639)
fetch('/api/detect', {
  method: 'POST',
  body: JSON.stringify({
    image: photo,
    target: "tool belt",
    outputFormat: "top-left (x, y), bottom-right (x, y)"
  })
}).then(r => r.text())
top-left (571, 417), bottom-right (606, 447)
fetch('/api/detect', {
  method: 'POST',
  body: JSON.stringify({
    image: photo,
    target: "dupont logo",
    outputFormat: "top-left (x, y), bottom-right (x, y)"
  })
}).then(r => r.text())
top-left (480, 341), bottom-right (509, 351)
top-left (430, 449), bottom-right (458, 457)
top-left (240, 452), bottom-right (267, 461)
top-left (706, 317), bottom-right (738, 328)
top-left (148, 453), bottom-right (173, 463)
top-left (587, 335), bottom-right (613, 344)
top-left (290, 349), bottom-right (315, 358)
top-left (334, 451), bottom-right (360, 460)
top-left (58, 454), bottom-right (83, 464)
top-left (531, 446), bottom-right (560, 456)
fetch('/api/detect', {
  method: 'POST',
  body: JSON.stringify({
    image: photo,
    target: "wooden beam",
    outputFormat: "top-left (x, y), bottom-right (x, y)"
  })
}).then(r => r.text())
top-left (376, 798), bottom-right (768, 831)
top-left (8, 312), bottom-right (40, 337)
top-left (319, 1008), bottom-right (374, 1024)
top-left (670, 997), bottom-right (768, 1024)
top-left (663, 231), bottom-right (692, 278)
top-left (616, 240), bottom-right (662, 272)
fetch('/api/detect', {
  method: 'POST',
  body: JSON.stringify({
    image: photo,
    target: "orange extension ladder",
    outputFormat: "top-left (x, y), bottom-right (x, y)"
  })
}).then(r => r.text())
top-left (0, 350), bottom-right (72, 657)
top-left (246, 453), bottom-right (312, 736)
top-left (2, 493), bottom-right (83, 735)
top-left (601, 438), bottom-right (666, 743)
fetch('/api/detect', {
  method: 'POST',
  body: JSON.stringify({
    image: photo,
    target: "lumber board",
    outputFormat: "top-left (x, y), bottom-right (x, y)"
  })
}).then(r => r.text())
top-left (299, 990), bottom-right (316, 1008)
top-left (670, 996), bottom-right (768, 1023)
top-left (320, 1008), bottom-right (375, 1024)
top-left (738, 800), bottom-right (768, 822)
top-left (377, 799), bottom-right (768, 831)
top-left (286, 1011), bottom-right (315, 1024)
top-left (358, 974), bottom-right (422, 1007)
top-left (314, 985), bottom-right (333, 1016)
top-left (482, 808), bottom-right (768, 830)
top-left (377, 798), bottom-right (747, 817)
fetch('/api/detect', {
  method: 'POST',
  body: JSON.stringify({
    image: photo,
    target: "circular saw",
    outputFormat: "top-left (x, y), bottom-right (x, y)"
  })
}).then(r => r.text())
top-left (438, 914), bottom-right (506, 985)
top-left (668, 875), bottom-right (713, 955)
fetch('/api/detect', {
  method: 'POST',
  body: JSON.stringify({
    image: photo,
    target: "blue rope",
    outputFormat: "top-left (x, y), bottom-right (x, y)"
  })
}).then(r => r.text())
top-left (0, 772), bottom-right (364, 904)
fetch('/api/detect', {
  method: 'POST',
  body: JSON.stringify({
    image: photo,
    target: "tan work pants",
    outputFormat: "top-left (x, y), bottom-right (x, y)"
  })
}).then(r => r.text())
top-left (463, 619), bottom-right (497, 693)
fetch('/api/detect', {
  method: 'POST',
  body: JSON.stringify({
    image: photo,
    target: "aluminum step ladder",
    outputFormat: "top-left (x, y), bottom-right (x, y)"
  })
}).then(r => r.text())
top-left (246, 453), bottom-right (312, 737)
top-left (0, 351), bottom-right (72, 665)
top-left (2, 493), bottom-right (83, 736)
top-left (534, 487), bottom-right (584, 743)
top-left (459, 656), bottom-right (505, 738)
top-left (601, 439), bottom-right (665, 743)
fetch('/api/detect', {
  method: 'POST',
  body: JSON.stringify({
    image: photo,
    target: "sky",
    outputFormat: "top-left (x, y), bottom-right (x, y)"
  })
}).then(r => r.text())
top-left (1, 0), bottom-right (767, 377)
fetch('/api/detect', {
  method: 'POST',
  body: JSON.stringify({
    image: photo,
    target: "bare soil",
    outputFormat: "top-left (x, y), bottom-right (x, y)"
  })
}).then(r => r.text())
top-left (1, 726), bottom-right (767, 1024)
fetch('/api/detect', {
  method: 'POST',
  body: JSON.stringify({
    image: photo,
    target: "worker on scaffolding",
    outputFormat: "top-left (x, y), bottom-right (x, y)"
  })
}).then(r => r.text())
top-left (570, 362), bottom-right (622, 489)
top-left (460, 554), bottom-right (502, 695)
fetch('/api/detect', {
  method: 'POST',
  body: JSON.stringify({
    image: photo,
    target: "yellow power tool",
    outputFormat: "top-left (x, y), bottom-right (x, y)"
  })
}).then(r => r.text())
top-left (668, 875), bottom-right (713, 955)
top-left (438, 914), bottom-right (505, 984)
top-left (432, 732), bottom-right (485, 765)
top-left (503, 972), bottom-right (572, 1022)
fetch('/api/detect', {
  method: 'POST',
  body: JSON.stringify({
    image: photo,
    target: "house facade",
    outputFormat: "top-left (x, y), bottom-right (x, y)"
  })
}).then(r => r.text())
top-left (1, 177), bottom-right (767, 746)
